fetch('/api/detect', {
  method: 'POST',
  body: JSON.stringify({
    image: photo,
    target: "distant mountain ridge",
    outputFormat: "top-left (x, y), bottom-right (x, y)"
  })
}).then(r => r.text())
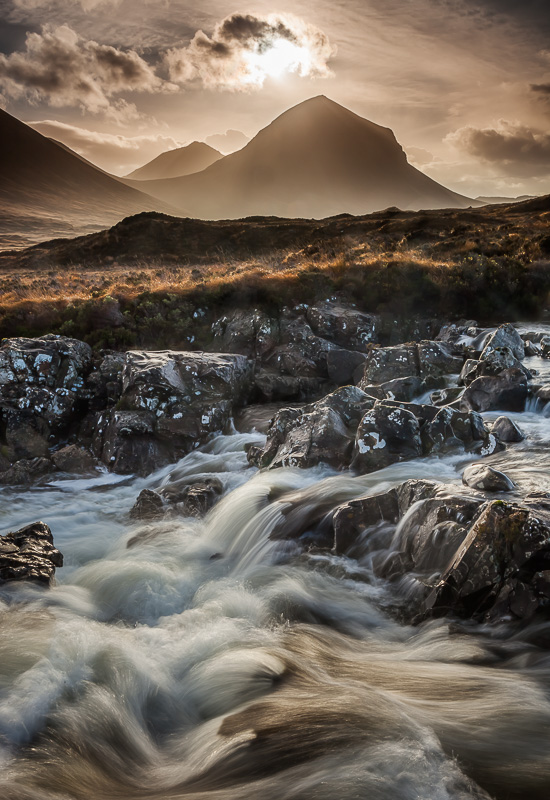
top-left (0, 108), bottom-right (180, 249)
top-left (126, 142), bottom-right (223, 180)
top-left (131, 96), bottom-right (477, 219)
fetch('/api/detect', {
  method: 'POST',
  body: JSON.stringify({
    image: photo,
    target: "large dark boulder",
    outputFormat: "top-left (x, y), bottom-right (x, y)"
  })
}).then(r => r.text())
top-left (93, 351), bottom-right (253, 474)
top-left (424, 499), bottom-right (550, 622)
top-left (305, 302), bottom-right (379, 349)
top-left (462, 463), bottom-right (515, 492)
top-left (249, 386), bottom-right (375, 470)
top-left (480, 323), bottom-right (525, 361)
top-left (359, 340), bottom-right (462, 386)
top-left (460, 368), bottom-right (529, 413)
top-left (0, 521), bottom-right (63, 585)
top-left (351, 404), bottom-right (422, 473)
top-left (0, 457), bottom-right (52, 486)
top-left (0, 335), bottom-right (93, 461)
top-left (491, 416), bottom-right (524, 443)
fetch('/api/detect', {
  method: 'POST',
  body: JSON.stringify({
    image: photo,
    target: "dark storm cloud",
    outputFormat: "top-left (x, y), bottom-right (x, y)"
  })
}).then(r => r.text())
top-left (0, 24), bottom-right (176, 117)
top-left (465, 0), bottom-right (550, 34)
top-left (165, 12), bottom-right (335, 90)
top-left (531, 83), bottom-right (550, 95)
top-left (448, 121), bottom-right (550, 175)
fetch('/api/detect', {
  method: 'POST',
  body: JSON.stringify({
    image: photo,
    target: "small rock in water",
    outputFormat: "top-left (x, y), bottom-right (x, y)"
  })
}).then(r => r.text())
top-left (0, 521), bottom-right (63, 585)
top-left (491, 416), bottom-right (525, 443)
top-left (462, 464), bottom-right (515, 492)
top-left (130, 489), bottom-right (164, 521)
top-left (52, 445), bottom-right (100, 475)
top-left (0, 457), bottom-right (52, 486)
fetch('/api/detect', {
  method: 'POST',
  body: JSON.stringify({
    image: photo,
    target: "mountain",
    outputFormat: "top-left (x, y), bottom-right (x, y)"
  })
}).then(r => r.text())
top-left (476, 195), bottom-right (535, 205)
top-left (0, 109), bottom-right (181, 249)
top-left (126, 142), bottom-right (223, 180)
top-left (129, 96), bottom-right (476, 219)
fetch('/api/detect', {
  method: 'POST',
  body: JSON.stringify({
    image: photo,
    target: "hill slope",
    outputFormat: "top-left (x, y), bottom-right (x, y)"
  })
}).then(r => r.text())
top-left (132, 96), bottom-right (476, 219)
top-left (126, 142), bottom-right (223, 180)
top-left (0, 109), bottom-right (181, 248)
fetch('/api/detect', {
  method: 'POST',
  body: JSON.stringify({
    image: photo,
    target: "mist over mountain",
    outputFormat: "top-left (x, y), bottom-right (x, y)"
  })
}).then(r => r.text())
top-left (133, 96), bottom-right (477, 219)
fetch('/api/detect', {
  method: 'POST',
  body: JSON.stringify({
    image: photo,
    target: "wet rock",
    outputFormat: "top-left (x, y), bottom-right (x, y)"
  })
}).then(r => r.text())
top-left (332, 489), bottom-right (400, 554)
top-left (462, 464), bottom-right (515, 492)
top-left (421, 407), bottom-right (499, 457)
top-left (460, 347), bottom-right (530, 387)
top-left (541, 336), bottom-right (550, 359)
top-left (524, 340), bottom-right (541, 357)
top-left (92, 410), bottom-right (169, 476)
top-left (429, 386), bottom-right (464, 406)
top-left (253, 369), bottom-right (326, 403)
top-left (51, 445), bottom-right (100, 475)
top-left (86, 351), bottom-right (125, 410)
top-left (326, 348), bottom-right (368, 386)
top-left (480, 323), bottom-right (525, 361)
top-left (93, 351), bottom-right (253, 474)
top-left (0, 457), bottom-right (52, 486)
top-left (0, 521), bottom-right (63, 585)
top-left (129, 489), bottom-right (164, 521)
top-left (351, 404), bottom-right (422, 474)
top-left (305, 302), bottom-right (379, 349)
top-left (491, 416), bottom-right (525, 443)
top-left (460, 368), bottom-right (529, 413)
top-left (359, 340), bottom-right (462, 386)
top-left (161, 478), bottom-right (223, 518)
top-left (211, 309), bottom-right (277, 358)
top-left (359, 375), bottom-right (425, 403)
top-left (423, 500), bottom-right (550, 622)
top-left (3, 409), bottom-right (50, 460)
top-left (249, 386), bottom-right (375, 470)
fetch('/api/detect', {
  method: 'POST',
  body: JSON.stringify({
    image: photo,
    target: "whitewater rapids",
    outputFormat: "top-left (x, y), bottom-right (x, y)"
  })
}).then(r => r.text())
top-left (1, 357), bottom-right (550, 799)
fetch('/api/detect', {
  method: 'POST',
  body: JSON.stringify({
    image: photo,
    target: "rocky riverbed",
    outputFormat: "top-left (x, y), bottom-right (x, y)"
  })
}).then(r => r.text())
top-left (1, 304), bottom-right (550, 799)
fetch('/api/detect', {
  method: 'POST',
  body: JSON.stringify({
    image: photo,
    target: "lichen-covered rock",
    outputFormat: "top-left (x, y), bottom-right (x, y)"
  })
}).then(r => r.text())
top-left (249, 386), bottom-right (376, 470)
top-left (211, 309), bottom-right (277, 358)
top-left (491, 415), bottom-right (524, 443)
top-left (86, 351), bottom-right (125, 410)
top-left (326, 348), bottom-right (368, 386)
top-left (0, 335), bottom-right (93, 462)
top-left (93, 351), bottom-right (253, 474)
top-left (351, 404), bottom-right (422, 473)
top-left (51, 445), bottom-right (100, 475)
top-left (0, 521), bottom-right (63, 585)
top-left (460, 368), bottom-right (529, 413)
top-left (421, 407), bottom-right (500, 457)
top-left (459, 346), bottom-right (530, 387)
top-left (305, 302), bottom-right (379, 349)
top-left (359, 375), bottom-right (425, 403)
top-left (358, 340), bottom-right (462, 386)
top-left (462, 464), bottom-right (515, 492)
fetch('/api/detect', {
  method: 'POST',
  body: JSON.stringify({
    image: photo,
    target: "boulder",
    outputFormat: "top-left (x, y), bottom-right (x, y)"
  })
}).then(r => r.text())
top-left (129, 489), bottom-right (164, 521)
top-left (460, 368), bottom-right (529, 413)
top-left (421, 407), bottom-right (500, 457)
top-left (0, 457), bottom-right (52, 486)
top-left (93, 351), bottom-right (253, 474)
top-left (429, 386), bottom-right (463, 406)
top-left (423, 499), bottom-right (550, 622)
top-left (51, 445), bottom-right (100, 475)
top-left (491, 416), bottom-right (525, 443)
top-left (462, 464), bottom-right (515, 492)
top-left (0, 521), bottom-right (63, 585)
top-left (211, 309), bottom-right (277, 358)
top-left (249, 386), bottom-right (375, 470)
top-left (541, 336), bottom-right (550, 359)
top-left (305, 302), bottom-right (379, 349)
top-left (326, 348), bottom-right (368, 386)
top-left (459, 347), bottom-right (530, 387)
top-left (351, 404), bottom-right (422, 473)
top-left (358, 340), bottom-right (462, 386)
top-left (480, 323), bottom-right (525, 361)
top-left (360, 375), bottom-right (425, 403)
top-left (0, 335), bottom-right (93, 462)
top-left (161, 478), bottom-right (223, 518)
top-left (254, 369), bottom-right (326, 403)
top-left (86, 351), bottom-right (125, 410)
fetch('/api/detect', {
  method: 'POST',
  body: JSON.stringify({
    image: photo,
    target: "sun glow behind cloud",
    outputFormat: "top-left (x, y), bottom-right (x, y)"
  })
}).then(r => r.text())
top-left (243, 38), bottom-right (316, 83)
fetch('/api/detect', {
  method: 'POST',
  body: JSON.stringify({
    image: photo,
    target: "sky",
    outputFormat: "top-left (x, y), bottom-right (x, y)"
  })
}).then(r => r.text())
top-left (0, 0), bottom-right (549, 197)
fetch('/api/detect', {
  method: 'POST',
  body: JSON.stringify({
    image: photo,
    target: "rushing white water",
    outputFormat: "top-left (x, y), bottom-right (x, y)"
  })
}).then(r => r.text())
top-left (1, 335), bottom-right (550, 799)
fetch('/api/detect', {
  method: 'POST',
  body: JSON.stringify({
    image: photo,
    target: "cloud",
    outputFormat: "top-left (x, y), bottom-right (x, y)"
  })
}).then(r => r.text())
top-left (0, 23), bottom-right (176, 118)
top-left (165, 12), bottom-right (336, 92)
top-left (447, 120), bottom-right (550, 175)
top-left (29, 118), bottom-right (182, 174)
top-left (531, 83), bottom-right (550, 94)
top-left (205, 129), bottom-right (249, 154)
